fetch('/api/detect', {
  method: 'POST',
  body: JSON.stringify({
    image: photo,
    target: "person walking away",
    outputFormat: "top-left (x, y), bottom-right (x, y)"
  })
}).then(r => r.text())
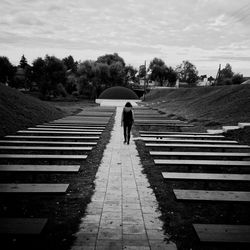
top-left (121, 102), bottom-right (134, 144)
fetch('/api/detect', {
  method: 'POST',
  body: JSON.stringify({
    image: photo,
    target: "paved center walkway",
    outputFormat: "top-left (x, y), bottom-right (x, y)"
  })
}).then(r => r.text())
top-left (71, 107), bottom-right (176, 250)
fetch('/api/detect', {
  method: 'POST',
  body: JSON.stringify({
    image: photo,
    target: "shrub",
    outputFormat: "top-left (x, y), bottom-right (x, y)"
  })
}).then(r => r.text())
top-left (232, 73), bottom-right (244, 85)
top-left (98, 86), bottom-right (138, 99)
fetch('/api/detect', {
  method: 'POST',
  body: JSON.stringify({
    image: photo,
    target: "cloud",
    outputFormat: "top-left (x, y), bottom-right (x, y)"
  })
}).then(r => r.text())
top-left (201, 55), bottom-right (250, 62)
top-left (0, 0), bottom-right (250, 76)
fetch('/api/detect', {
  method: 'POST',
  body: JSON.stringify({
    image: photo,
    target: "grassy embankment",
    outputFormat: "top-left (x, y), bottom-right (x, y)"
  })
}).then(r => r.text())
top-left (0, 84), bottom-right (113, 250)
top-left (134, 84), bottom-right (250, 249)
top-left (143, 84), bottom-right (250, 143)
top-left (0, 84), bottom-right (99, 137)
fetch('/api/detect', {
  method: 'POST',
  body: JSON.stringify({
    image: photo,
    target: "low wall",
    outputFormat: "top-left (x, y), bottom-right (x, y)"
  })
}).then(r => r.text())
top-left (95, 99), bottom-right (141, 107)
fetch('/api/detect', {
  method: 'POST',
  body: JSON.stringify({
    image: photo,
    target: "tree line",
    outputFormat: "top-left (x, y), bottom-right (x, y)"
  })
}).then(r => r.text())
top-left (0, 53), bottom-right (245, 100)
top-left (0, 53), bottom-right (137, 99)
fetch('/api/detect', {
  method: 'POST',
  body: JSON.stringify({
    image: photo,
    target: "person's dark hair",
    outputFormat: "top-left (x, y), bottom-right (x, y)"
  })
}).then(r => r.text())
top-left (125, 102), bottom-right (132, 107)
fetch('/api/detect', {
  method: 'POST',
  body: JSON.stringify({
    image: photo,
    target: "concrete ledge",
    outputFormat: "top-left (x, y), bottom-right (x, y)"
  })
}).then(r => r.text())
top-left (207, 129), bottom-right (224, 134)
top-left (222, 126), bottom-right (240, 132)
top-left (238, 123), bottom-right (250, 128)
top-left (96, 99), bottom-right (141, 107)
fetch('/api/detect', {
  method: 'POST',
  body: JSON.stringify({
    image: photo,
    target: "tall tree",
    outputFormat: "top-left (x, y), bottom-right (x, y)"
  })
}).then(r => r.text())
top-left (109, 62), bottom-right (126, 86)
top-left (62, 55), bottom-right (78, 73)
top-left (167, 67), bottom-right (178, 86)
top-left (19, 55), bottom-right (28, 69)
top-left (96, 53), bottom-right (125, 67)
top-left (77, 60), bottom-right (96, 97)
top-left (125, 65), bottom-right (138, 82)
top-left (45, 55), bottom-right (67, 89)
top-left (32, 55), bottom-right (67, 98)
top-left (220, 63), bottom-right (234, 80)
top-left (149, 58), bottom-right (169, 85)
top-left (138, 64), bottom-right (146, 78)
top-left (0, 56), bottom-right (15, 84)
top-left (95, 63), bottom-right (110, 86)
top-left (176, 60), bottom-right (199, 84)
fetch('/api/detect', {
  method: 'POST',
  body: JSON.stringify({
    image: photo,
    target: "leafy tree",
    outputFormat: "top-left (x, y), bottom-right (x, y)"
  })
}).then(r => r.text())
top-left (220, 63), bottom-right (234, 80)
top-left (208, 76), bottom-right (214, 84)
top-left (138, 64), bottom-right (146, 78)
top-left (148, 58), bottom-right (177, 86)
top-left (44, 55), bottom-right (66, 91)
top-left (96, 53), bottom-right (125, 67)
top-left (32, 57), bottom-right (46, 81)
top-left (95, 63), bottom-right (110, 87)
top-left (232, 73), bottom-right (244, 85)
top-left (62, 55), bottom-right (78, 73)
top-left (109, 62), bottom-right (126, 86)
top-left (32, 55), bottom-right (66, 99)
top-left (32, 57), bottom-right (46, 93)
top-left (65, 74), bottom-right (77, 95)
top-left (77, 60), bottom-right (95, 80)
top-left (149, 58), bottom-right (165, 68)
top-left (0, 56), bottom-right (15, 84)
top-left (167, 67), bottom-right (178, 86)
top-left (125, 65), bottom-right (137, 82)
top-left (77, 60), bottom-right (96, 98)
top-left (176, 60), bottom-right (199, 84)
top-left (15, 55), bottom-right (33, 89)
top-left (19, 55), bottom-right (28, 69)
top-left (149, 58), bottom-right (168, 85)
top-left (216, 64), bottom-right (243, 85)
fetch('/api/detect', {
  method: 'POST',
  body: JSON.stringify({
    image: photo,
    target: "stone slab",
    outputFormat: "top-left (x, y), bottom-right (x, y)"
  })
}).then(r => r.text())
top-left (5, 136), bottom-right (99, 140)
top-left (0, 218), bottom-right (48, 234)
top-left (141, 134), bottom-right (224, 139)
top-left (0, 164), bottom-right (80, 172)
top-left (150, 151), bottom-right (250, 158)
top-left (17, 130), bottom-right (102, 135)
top-left (0, 146), bottom-right (92, 151)
top-left (145, 143), bottom-right (250, 149)
top-left (154, 159), bottom-right (250, 166)
top-left (238, 123), bottom-right (250, 129)
top-left (140, 131), bottom-right (214, 135)
top-left (0, 154), bottom-right (87, 159)
top-left (207, 129), bottom-right (224, 134)
top-left (142, 138), bottom-right (238, 144)
top-left (193, 224), bottom-right (250, 243)
top-left (162, 172), bottom-right (250, 181)
top-left (28, 128), bottom-right (103, 132)
top-left (136, 123), bottom-right (193, 127)
top-left (0, 183), bottom-right (69, 193)
top-left (0, 140), bottom-right (97, 145)
top-left (222, 126), bottom-right (240, 132)
top-left (39, 125), bottom-right (105, 129)
top-left (174, 189), bottom-right (250, 201)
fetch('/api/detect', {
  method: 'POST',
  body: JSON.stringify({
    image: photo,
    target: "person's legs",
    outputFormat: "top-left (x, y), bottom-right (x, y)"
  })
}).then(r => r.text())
top-left (127, 123), bottom-right (132, 144)
top-left (123, 124), bottom-right (127, 143)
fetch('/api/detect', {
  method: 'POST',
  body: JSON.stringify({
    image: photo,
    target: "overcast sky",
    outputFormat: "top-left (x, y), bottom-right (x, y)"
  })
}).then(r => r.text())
top-left (1, 0), bottom-right (250, 77)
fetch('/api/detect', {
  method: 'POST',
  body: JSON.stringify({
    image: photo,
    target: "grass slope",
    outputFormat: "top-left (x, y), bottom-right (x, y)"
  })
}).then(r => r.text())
top-left (136, 84), bottom-right (250, 249)
top-left (145, 85), bottom-right (250, 127)
top-left (0, 84), bottom-right (66, 137)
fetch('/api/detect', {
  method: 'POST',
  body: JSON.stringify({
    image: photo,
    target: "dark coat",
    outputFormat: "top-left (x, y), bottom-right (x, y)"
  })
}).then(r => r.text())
top-left (121, 107), bottom-right (134, 126)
